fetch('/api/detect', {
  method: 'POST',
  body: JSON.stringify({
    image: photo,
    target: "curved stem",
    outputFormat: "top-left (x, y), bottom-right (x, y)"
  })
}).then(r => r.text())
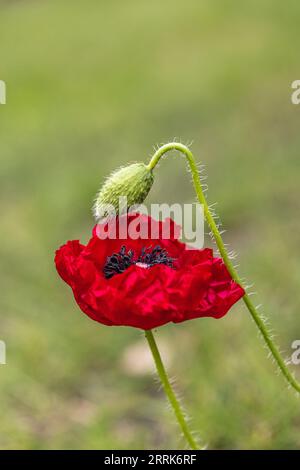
top-left (145, 329), bottom-right (200, 450)
top-left (147, 142), bottom-right (300, 394)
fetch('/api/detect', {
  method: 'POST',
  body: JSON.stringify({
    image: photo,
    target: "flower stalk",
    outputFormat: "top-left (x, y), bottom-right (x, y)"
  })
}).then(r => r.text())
top-left (147, 142), bottom-right (300, 394)
top-left (145, 329), bottom-right (200, 450)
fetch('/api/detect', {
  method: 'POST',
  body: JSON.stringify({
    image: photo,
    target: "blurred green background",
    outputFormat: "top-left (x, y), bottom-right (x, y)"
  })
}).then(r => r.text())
top-left (1, 0), bottom-right (300, 450)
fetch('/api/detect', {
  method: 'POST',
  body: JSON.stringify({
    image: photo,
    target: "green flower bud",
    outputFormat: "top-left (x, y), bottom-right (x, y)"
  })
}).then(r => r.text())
top-left (93, 162), bottom-right (154, 219)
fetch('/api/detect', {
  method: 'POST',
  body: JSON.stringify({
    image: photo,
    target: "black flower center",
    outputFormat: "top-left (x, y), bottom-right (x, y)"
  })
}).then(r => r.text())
top-left (103, 245), bottom-right (175, 279)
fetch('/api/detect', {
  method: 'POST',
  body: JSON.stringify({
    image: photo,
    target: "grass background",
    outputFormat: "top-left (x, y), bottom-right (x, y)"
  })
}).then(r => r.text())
top-left (0, 0), bottom-right (300, 449)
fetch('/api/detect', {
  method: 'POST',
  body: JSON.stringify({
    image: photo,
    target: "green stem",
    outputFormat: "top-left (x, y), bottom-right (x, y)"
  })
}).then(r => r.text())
top-left (147, 142), bottom-right (300, 394)
top-left (145, 329), bottom-right (200, 450)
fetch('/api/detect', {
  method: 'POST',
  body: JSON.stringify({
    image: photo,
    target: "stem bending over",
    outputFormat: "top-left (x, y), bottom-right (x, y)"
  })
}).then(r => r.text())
top-left (147, 142), bottom-right (300, 394)
top-left (145, 329), bottom-right (200, 450)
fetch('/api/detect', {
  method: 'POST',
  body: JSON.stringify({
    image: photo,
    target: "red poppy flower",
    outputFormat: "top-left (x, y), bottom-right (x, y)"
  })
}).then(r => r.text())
top-left (55, 213), bottom-right (244, 330)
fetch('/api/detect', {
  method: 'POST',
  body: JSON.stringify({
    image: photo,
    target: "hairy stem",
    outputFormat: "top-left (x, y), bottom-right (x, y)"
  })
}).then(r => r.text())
top-left (145, 329), bottom-right (200, 450)
top-left (147, 142), bottom-right (300, 394)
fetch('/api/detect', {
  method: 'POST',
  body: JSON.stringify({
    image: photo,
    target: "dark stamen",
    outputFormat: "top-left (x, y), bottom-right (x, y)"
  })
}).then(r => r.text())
top-left (103, 245), bottom-right (175, 279)
top-left (138, 245), bottom-right (174, 268)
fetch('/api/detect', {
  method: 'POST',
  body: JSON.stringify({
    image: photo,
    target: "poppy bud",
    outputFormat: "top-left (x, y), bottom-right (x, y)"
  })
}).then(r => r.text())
top-left (93, 163), bottom-right (154, 219)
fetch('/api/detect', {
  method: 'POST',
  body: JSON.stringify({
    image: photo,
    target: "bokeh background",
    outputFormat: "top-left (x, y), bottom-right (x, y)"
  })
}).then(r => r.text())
top-left (1, 0), bottom-right (300, 450)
